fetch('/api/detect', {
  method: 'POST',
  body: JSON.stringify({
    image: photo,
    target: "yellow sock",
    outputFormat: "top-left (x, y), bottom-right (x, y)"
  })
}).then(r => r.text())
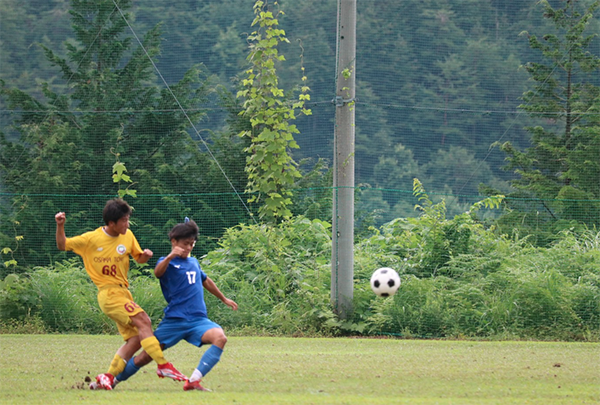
top-left (107, 354), bottom-right (126, 376)
top-left (140, 336), bottom-right (167, 365)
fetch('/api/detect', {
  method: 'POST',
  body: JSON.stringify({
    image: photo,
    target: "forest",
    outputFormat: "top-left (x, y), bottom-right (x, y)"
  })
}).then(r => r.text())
top-left (3, 1), bottom-right (597, 179)
top-left (2, 0), bottom-right (599, 261)
top-left (0, 1), bottom-right (599, 339)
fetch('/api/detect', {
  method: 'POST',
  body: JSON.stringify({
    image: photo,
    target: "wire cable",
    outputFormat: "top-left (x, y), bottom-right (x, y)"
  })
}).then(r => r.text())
top-left (111, 0), bottom-right (257, 224)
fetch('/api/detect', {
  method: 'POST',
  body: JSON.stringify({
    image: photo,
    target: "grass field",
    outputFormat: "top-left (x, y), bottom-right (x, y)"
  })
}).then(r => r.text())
top-left (0, 335), bottom-right (598, 405)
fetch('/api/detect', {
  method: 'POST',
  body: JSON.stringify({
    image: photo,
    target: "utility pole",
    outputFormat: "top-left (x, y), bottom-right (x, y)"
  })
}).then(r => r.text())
top-left (331, 0), bottom-right (356, 319)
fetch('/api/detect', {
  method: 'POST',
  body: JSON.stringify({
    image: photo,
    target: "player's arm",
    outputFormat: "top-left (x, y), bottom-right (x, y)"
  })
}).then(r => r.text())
top-left (203, 277), bottom-right (238, 310)
top-left (136, 249), bottom-right (153, 264)
top-left (55, 212), bottom-right (67, 251)
top-left (154, 246), bottom-right (186, 278)
top-left (130, 233), bottom-right (153, 264)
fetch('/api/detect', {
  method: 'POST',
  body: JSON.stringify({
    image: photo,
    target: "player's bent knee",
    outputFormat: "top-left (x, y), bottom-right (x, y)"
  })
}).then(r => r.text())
top-left (130, 312), bottom-right (153, 336)
top-left (203, 328), bottom-right (228, 348)
top-left (214, 333), bottom-right (228, 348)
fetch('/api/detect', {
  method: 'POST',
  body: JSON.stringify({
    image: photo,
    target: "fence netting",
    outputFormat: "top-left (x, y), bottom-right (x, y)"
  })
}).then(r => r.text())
top-left (1, 1), bottom-right (599, 336)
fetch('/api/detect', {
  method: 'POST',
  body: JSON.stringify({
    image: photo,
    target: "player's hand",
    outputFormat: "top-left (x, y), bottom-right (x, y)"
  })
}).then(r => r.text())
top-left (171, 246), bottom-right (187, 258)
top-left (223, 298), bottom-right (238, 311)
top-left (142, 249), bottom-right (153, 258)
top-left (55, 212), bottom-right (66, 225)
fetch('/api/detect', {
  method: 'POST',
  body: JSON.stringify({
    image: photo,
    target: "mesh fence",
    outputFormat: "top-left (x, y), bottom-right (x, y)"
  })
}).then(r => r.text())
top-left (1, 1), bottom-right (599, 268)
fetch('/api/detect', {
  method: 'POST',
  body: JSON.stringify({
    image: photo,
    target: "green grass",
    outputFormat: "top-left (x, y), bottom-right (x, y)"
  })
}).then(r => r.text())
top-left (0, 335), bottom-right (598, 404)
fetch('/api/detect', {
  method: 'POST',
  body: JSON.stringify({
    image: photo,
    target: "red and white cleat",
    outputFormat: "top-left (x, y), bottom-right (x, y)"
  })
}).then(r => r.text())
top-left (157, 362), bottom-right (187, 382)
top-left (183, 379), bottom-right (211, 392)
top-left (93, 373), bottom-right (115, 390)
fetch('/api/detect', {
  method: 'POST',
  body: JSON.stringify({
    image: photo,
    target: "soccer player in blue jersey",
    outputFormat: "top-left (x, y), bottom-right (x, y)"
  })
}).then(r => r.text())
top-left (111, 218), bottom-right (238, 391)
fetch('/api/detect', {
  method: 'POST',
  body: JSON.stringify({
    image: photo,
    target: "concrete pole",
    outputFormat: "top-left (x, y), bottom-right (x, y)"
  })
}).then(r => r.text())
top-left (331, 0), bottom-right (356, 319)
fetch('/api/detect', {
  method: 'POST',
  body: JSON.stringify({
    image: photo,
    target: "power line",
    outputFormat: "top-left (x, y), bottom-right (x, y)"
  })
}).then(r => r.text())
top-left (111, 0), bottom-right (257, 224)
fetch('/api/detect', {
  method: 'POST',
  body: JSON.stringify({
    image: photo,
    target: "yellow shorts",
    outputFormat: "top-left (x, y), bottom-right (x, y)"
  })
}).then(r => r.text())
top-left (97, 286), bottom-right (145, 341)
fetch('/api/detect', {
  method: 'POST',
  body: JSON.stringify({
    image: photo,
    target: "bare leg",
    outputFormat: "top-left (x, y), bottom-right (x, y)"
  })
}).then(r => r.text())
top-left (129, 312), bottom-right (154, 340)
top-left (116, 335), bottom-right (141, 360)
top-left (201, 327), bottom-right (228, 349)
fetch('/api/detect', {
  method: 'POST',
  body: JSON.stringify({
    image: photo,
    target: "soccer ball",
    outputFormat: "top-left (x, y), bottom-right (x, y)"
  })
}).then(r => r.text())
top-left (370, 267), bottom-right (401, 297)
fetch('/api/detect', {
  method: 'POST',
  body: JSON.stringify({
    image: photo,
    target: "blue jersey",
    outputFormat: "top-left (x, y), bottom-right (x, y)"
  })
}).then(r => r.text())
top-left (156, 255), bottom-right (208, 320)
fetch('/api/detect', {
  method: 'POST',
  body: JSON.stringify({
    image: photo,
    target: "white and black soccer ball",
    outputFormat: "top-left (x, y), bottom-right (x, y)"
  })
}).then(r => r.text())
top-left (370, 267), bottom-right (401, 297)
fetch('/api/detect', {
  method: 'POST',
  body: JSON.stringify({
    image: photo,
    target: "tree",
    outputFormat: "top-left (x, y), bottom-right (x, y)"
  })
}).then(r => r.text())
top-left (492, 0), bottom-right (600, 239)
top-left (0, 0), bottom-right (214, 266)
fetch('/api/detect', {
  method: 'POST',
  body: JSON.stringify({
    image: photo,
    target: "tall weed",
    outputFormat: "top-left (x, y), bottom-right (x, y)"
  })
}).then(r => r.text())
top-left (27, 260), bottom-right (110, 333)
top-left (202, 216), bottom-right (335, 333)
top-left (1, 203), bottom-right (598, 341)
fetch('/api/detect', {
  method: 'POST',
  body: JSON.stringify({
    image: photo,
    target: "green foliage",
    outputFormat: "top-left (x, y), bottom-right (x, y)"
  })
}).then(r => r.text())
top-left (0, 258), bottom-right (165, 334)
top-left (0, 0), bottom-right (576, 209)
top-left (354, 182), bottom-right (597, 340)
top-left (200, 201), bottom-right (598, 340)
top-left (0, 316), bottom-right (47, 334)
top-left (111, 127), bottom-right (137, 199)
top-left (359, 179), bottom-right (505, 278)
top-left (113, 160), bottom-right (136, 199)
top-left (202, 216), bottom-right (333, 335)
top-left (290, 158), bottom-right (333, 220)
top-left (1, 1), bottom-right (599, 341)
top-left (1, 209), bottom-right (598, 340)
top-left (359, 231), bottom-right (599, 340)
top-left (0, 260), bottom-right (107, 333)
top-left (0, 0), bottom-right (243, 267)
top-left (27, 265), bottom-right (106, 333)
top-left (1, 228), bottom-right (22, 271)
top-left (492, 0), bottom-right (600, 235)
top-left (237, 0), bottom-right (312, 222)
top-left (0, 273), bottom-right (36, 320)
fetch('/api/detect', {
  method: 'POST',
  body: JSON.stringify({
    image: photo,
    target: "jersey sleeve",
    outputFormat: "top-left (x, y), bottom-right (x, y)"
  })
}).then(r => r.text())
top-left (64, 232), bottom-right (91, 256)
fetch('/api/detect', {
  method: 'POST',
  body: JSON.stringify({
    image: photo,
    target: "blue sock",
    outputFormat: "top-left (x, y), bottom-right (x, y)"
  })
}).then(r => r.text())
top-left (115, 357), bottom-right (140, 382)
top-left (197, 346), bottom-right (223, 377)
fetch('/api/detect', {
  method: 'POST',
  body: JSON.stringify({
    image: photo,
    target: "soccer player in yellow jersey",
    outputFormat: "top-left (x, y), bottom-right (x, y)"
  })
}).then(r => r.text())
top-left (55, 198), bottom-right (187, 390)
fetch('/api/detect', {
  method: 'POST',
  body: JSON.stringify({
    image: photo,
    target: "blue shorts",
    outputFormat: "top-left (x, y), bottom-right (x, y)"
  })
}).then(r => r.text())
top-left (154, 317), bottom-right (222, 350)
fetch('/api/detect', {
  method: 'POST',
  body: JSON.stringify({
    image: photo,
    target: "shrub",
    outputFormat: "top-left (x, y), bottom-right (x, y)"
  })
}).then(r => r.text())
top-left (202, 216), bottom-right (335, 334)
top-left (1, 203), bottom-right (598, 341)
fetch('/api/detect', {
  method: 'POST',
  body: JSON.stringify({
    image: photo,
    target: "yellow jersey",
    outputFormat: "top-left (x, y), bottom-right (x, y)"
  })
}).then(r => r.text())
top-left (65, 227), bottom-right (144, 289)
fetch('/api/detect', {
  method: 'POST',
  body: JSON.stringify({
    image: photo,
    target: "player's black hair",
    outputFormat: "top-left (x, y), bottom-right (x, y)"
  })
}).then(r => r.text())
top-left (102, 198), bottom-right (132, 225)
top-left (169, 220), bottom-right (199, 241)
